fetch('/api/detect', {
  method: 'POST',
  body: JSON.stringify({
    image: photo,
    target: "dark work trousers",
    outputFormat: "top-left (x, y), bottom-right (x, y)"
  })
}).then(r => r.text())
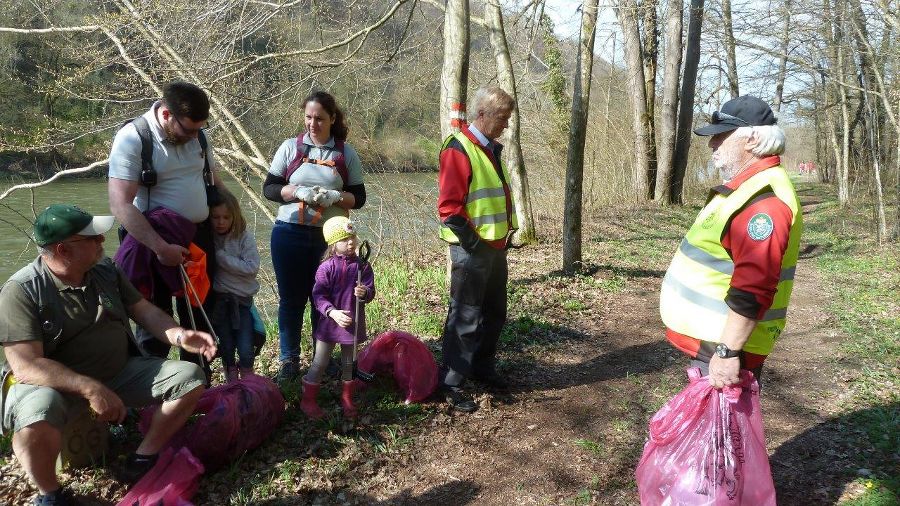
top-left (136, 220), bottom-right (216, 380)
top-left (441, 243), bottom-right (508, 387)
top-left (271, 221), bottom-right (327, 364)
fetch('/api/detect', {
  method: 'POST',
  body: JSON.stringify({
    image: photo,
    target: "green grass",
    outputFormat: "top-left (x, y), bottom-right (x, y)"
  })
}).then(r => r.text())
top-left (798, 182), bottom-right (900, 503)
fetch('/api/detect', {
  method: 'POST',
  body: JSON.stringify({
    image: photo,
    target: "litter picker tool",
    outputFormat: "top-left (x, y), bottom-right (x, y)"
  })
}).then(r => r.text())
top-left (352, 240), bottom-right (375, 383)
top-left (178, 264), bottom-right (220, 370)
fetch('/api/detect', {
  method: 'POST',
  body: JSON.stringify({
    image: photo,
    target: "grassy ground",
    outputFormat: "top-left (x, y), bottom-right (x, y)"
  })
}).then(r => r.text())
top-left (794, 182), bottom-right (899, 504)
top-left (1, 179), bottom-right (897, 505)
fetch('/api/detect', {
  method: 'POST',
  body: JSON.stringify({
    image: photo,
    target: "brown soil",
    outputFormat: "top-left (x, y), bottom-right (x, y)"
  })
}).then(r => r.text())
top-left (0, 221), bottom-right (873, 506)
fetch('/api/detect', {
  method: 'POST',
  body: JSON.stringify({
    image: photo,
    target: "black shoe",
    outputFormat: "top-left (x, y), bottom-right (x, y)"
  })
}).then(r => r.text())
top-left (33, 487), bottom-right (76, 506)
top-left (443, 385), bottom-right (478, 413)
top-left (275, 360), bottom-right (299, 384)
top-left (115, 452), bottom-right (159, 485)
top-left (473, 371), bottom-right (510, 390)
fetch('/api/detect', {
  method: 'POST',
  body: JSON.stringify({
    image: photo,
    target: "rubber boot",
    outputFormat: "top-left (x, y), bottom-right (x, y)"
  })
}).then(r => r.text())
top-left (300, 379), bottom-right (324, 420)
top-left (341, 380), bottom-right (358, 419)
top-left (225, 366), bottom-right (239, 383)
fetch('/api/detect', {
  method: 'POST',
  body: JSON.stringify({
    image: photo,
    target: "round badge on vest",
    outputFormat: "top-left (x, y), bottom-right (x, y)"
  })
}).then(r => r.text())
top-left (747, 213), bottom-right (774, 240)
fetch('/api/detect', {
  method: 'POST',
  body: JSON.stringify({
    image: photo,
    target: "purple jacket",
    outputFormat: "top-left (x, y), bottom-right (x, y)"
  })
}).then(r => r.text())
top-left (113, 207), bottom-right (196, 301)
top-left (312, 254), bottom-right (376, 345)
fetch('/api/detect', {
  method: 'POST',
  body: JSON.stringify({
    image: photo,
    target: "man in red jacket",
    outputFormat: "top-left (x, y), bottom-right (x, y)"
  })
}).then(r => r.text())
top-left (437, 87), bottom-right (517, 412)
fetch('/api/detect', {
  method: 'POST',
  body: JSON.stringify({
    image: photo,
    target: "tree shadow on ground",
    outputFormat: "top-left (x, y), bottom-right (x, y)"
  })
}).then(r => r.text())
top-left (252, 479), bottom-right (480, 505)
top-left (499, 316), bottom-right (673, 393)
top-left (770, 402), bottom-right (899, 505)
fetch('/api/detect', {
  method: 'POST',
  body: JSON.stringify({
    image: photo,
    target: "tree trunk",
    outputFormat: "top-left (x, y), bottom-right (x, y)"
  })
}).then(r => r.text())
top-left (722, 0), bottom-right (740, 98)
top-left (654, 0), bottom-right (683, 203)
top-left (616, 0), bottom-right (652, 201)
top-left (485, 0), bottom-right (536, 244)
top-left (772, 0), bottom-right (791, 111)
top-left (562, 0), bottom-right (599, 272)
top-left (835, 0), bottom-right (851, 206)
top-left (642, 0), bottom-right (659, 198)
top-left (670, 0), bottom-right (705, 204)
top-left (440, 0), bottom-right (470, 139)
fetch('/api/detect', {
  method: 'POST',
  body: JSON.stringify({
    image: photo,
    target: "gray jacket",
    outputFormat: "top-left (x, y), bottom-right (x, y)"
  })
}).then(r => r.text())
top-left (213, 231), bottom-right (260, 298)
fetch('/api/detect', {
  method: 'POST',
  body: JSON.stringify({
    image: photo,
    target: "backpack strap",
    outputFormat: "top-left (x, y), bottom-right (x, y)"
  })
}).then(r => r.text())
top-left (283, 135), bottom-right (349, 190)
top-left (198, 130), bottom-right (212, 185)
top-left (129, 116), bottom-right (155, 187)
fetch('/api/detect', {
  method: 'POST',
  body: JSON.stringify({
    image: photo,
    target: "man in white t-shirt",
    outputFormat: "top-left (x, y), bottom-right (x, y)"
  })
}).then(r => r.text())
top-left (108, 81), bottom-right (222, 365)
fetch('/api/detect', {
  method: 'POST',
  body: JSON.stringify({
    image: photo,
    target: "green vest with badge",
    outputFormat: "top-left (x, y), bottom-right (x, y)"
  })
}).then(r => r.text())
top-left (659, 165), bottom-right (803, 356)
top-left (439, 132), bottom-right (518, 243)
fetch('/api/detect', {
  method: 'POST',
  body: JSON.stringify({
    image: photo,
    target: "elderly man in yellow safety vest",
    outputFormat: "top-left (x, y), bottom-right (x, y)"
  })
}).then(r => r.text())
top-left (437, 87), bottom-right (518, 413)
top-left (660, 95), bottom-right (802, 388)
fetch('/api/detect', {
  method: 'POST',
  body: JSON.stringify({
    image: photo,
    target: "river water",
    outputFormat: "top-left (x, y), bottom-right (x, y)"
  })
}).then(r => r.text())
top-left (0, 172), bottom-right (439, 282)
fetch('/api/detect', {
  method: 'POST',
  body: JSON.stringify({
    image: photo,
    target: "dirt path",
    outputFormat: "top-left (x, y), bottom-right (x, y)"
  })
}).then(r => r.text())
top-left (338, 241), bottom-right (856, 505)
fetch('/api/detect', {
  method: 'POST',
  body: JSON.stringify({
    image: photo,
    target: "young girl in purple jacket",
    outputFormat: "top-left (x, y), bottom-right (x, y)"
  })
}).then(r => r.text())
top-left (301, 216), bottom-right (375, 419)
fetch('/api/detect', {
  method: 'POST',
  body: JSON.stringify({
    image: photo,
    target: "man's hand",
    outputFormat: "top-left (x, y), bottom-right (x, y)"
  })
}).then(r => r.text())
top-left (329, 309), bottom-right (353, 328)
top-left (708, 355), bottom-right (741, 388)
top-left (84, 383), bottom-right (127, 424)
top-left (156, 242), bottom-right (189, 267)
top-left (176, 329), bottom-right (217, 361)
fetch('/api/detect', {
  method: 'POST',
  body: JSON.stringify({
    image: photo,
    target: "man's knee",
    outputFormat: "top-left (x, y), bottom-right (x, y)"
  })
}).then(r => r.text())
top-left (158, 361), bottom-right (206, 402)
top-left (6, 386), bottom-right (72, 434)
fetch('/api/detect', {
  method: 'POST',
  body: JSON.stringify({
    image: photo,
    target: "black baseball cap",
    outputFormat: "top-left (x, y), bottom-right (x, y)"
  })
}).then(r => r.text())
top-left (694, 95), bottom-right (777, 136)
top-left (33, 204), bottom-right (115, 246)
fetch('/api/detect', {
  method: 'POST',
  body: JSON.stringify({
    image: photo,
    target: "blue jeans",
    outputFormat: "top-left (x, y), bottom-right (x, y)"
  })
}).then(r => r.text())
top-left (211, 293), bottom-right (255, 369)
top-left (271, 221), bottom-right (326, 363)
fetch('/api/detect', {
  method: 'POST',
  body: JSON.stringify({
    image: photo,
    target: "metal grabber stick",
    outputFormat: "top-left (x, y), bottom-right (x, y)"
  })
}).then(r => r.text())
top-left (353, 240), bottom-right (375, 382)
top-left (179, 264), bottom-right (220, 370)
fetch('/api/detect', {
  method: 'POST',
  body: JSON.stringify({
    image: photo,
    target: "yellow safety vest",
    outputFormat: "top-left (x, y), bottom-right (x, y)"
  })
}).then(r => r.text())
top-left (439, 132), bottom-right (518, 243)
top-left (659, 165), bottom-right (803, 355)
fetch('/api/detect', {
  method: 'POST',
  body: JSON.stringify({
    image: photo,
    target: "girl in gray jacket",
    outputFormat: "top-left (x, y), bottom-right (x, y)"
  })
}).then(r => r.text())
top-left (209, 189), bottom-right (261, 382)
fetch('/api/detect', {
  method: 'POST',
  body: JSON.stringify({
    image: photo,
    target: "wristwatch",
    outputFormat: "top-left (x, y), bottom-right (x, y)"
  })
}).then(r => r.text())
top-left (715, 342), bottom-right (741, 358)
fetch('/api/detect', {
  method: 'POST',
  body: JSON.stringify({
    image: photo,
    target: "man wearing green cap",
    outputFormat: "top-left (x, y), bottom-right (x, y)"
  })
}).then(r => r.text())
top-left (0, 204), bottom-right (217, 505)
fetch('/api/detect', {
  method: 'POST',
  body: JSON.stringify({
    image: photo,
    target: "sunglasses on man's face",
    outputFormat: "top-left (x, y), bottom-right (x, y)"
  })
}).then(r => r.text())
top-left (711, 110), bottom-right (750, 126)
top-left (172, 115), bottom-right (210, 136)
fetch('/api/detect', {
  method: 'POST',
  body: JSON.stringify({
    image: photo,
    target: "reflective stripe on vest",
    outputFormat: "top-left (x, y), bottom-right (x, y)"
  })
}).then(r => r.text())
top-left (659, 165), bottom-right (803, 355)
top-left (439, 132), bottom-right (518, 243)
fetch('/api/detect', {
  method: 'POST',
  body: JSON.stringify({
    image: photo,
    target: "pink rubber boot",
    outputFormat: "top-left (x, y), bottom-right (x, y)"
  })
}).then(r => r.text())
top-left (300, 379), bottom-right (324, 420)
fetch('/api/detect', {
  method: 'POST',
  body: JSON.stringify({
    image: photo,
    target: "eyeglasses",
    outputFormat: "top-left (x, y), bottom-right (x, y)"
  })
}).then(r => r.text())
top-left (712, 110), bottom-right (750, 126)
top-left (172, 115), bottom-right (210, 136)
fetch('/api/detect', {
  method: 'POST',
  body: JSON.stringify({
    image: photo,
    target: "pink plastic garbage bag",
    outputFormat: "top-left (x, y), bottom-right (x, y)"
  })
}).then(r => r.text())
top-left (357, 330), bottom-right (438, 403)
top-left (116, 446), bottom-right (203, 506)
top-left (140, 374), bottom-right (285, 471)
top-left (635, 367), bottom-right (776, 505)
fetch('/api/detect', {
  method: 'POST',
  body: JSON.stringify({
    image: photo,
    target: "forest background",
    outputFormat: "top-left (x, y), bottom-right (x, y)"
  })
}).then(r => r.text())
top-left (0, 0), bottom-right (898, 504)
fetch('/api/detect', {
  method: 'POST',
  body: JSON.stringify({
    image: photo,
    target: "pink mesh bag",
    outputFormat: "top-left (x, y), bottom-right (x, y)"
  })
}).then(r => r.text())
top-left (116, 447), bottom-right (203, 506)
top-left (140, 374), bottom-right (285, 471)
top-left (357, 330), bottom-right (438, 403)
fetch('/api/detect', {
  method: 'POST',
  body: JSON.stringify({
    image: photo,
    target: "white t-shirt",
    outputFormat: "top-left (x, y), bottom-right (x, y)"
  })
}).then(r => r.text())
top-left (108, 102), bottom-right (215, 224)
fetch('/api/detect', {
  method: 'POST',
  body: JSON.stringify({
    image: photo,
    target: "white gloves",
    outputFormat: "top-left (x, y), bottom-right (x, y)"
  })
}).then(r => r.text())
top-left (294, 185), bottom-right (342, 207)
top-left (293, 185), bottom-right (317, 204)
top-left (313, 187), bottom-right (342, 207)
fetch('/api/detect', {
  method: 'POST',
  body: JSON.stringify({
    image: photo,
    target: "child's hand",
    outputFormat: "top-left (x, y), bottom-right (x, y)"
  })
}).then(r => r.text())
top-left (329, 309), bottom-right (353, 328)
top-left (354, 283), bottom-right (367, 298)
